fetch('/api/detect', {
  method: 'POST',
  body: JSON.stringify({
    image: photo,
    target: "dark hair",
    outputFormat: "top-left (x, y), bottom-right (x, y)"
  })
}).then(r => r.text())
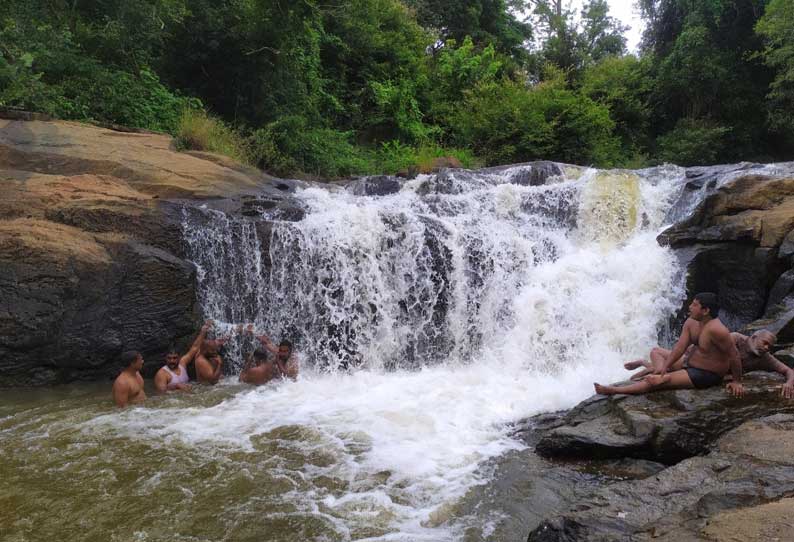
top-left (166, 344), bottom-right (179, 356)
top-left (253, 348), bottom-right (269, 361)
top-left (120, 350), bottom-right (141, 367)
top-left (694, 292), bottom-right (720, 317)
top-left (279, 340), bottom-right (293, 353)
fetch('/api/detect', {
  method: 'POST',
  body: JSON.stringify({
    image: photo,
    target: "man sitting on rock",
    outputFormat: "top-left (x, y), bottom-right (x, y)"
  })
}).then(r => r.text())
top-left (154, 320), bottom-right (212, 393)
top-left (626, 329), bottom-right (794, 399)
top-left (595, 293), bottom-right (744, 397)
top-left (112, 351), bottom-right (146, 407)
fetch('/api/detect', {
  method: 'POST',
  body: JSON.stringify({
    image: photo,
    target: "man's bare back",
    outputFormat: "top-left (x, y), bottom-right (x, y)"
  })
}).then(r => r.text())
top-left (113, 351), bottom-right (146, 407)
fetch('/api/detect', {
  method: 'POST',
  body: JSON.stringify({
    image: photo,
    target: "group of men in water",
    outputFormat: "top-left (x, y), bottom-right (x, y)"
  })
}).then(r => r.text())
top-left (112, 321), bottom-right (298, 407)
top-left (113, 292), bottom-right (792, 407)
top-left (595, 292), bottom-right (794, 399)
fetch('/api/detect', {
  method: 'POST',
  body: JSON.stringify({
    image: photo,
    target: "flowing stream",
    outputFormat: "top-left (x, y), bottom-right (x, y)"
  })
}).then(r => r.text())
top-left (2, 164), bottom-right (693, 541)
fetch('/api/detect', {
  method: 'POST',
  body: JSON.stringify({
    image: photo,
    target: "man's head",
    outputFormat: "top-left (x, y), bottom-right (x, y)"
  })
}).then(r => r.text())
top-left (277, 340), bottom-right (293, 362)
top-left (165, 345), bottom-right (179, 369)
top-left (253, 348), bottom-right (269, 364)
top-left (121, 350), bottom-right (143, 371)
top-left (690, 292), bottom-right (719, 321)
top-left (749, 330), bottom-right (776, 355)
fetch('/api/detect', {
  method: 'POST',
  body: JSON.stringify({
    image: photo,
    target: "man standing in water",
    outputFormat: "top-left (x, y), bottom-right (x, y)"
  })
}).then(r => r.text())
top-left (239, 348), bottom-right (277, 385)
top-left (112, 351), bottom-right (146, 407)
top-left (154, 320), bottom-right (213, 392)
top-left (595, 293), bottom-right (744, 396)
top-left (241, 325), bottom-right (299, 380)
top-left (624, 329), bottom-right (794, 398)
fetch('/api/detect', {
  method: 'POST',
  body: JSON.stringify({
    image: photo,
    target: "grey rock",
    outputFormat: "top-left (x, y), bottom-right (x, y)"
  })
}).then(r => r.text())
top-left (527, 414), bottom-right (794, 541)
top-left (346, 175), bottom-right (402, 196)
top-left (535, 374), bottom-right (794, 463)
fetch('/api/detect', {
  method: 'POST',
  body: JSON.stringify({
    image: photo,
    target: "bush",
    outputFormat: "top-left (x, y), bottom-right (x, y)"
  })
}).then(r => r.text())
top-left (174, 109), bottom-right (250, 164)
top-left (251, 116), bottom-right (374, 178)
top-left (656, 118), bottom-right (730, 166)
top-left (374, 140), bottom-right (479, 173)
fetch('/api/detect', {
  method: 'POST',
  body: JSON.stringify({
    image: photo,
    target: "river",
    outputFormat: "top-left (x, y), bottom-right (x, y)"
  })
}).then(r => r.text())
top-left (3, 163), bottom-right (695, 541)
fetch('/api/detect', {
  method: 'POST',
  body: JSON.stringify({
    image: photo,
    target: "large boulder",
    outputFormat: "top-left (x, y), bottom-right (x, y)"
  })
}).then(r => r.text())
top-left (528, 412), bottom-right (794, 541)
top-left (535, 373), bottom-right (794, 464)
top-left (0, 118), bottom-right (294, 386)
top-left (660, 172), bottom-right (794, 331)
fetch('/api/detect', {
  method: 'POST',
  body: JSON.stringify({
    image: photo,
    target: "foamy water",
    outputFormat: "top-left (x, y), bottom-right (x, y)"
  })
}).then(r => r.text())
top-left (4, 163), bottom-right (693, 541)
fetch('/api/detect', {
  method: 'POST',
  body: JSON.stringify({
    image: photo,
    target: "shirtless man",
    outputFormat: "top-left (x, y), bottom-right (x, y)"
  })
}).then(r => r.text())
top-left (112, 351), bottom-right (146, 407)
top-left (154, 320), bottom-right (212, 393)
top-left (627, 329), bottom-right (794, 398)
top-left (595, 292), bottom-right (744, 396)
top-left (238, 349), bottom-right (278, 385)
top-left (250, 327), bottom-right (299, 380)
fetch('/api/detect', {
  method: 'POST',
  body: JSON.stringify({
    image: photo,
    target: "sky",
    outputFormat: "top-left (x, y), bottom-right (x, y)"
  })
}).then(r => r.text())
top-left (604, 0), bottom-right (644, 52)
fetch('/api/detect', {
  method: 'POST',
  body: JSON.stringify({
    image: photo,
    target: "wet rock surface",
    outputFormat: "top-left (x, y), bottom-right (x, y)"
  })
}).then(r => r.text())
top-left (458, 374), bottom-right (794, 541)
top-left (525, 410), bottom-right (794, 541)
top-left (0, 119), bottom-right (302, 385)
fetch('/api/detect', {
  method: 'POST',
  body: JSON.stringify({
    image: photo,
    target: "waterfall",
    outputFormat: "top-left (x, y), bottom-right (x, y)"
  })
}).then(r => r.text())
top-left (182, 163), bottom-right (689, 374)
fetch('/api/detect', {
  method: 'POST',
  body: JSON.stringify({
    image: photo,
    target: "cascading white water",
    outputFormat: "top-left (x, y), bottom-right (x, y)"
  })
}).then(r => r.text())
top-left (154, 163), bottom-right (690, 539)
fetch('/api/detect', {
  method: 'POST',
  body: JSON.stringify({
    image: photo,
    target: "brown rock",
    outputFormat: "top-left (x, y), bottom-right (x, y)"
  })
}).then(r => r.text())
top-left (0, 119), bottom-right (278, 385)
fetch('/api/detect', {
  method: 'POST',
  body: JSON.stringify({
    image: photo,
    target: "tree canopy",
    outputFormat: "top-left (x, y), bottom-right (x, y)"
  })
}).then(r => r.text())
top-left (1, 0), bottom-right (793, 175)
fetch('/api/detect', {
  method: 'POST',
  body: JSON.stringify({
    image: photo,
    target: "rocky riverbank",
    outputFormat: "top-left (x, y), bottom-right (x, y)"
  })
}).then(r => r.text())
top-left (521, 373), bottom-right (794, 541)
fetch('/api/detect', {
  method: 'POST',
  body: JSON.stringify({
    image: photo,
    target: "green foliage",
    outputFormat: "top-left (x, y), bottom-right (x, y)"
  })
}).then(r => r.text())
top-left (756, 0), bottom-right (794, 136)
top-left (374, 140), bottom-right (478, 172)
top-left (450, 73), bottom-right (620, 167)
top-left (656, 118), bottom-right (730, 166)
top-left (253, 116), bottom-right (373, 178)
top-left (404, 0), bottom-right (533, 62)
top-left (581, 55), bottom-right (652, 162)
top-left (175, 109), bottom-right (250, 163)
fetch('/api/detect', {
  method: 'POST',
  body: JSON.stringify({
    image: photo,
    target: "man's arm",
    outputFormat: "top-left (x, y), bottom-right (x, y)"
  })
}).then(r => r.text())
top-left (656, 320), bottom-right (694, 373)
top-left (716, 327), bottom-right (744, 397)
top-left (112, 379), bottom-right (130, 408)
top-left (154, 369), bottom-right (170, 393)
top-left (256, 334), bottom-right (279, 354)
top-left (180, 320), bottom-right (213, 367)
top-left (210, 357), bottom-right (223, 383)
top-left (767, 355), bottom-right (794, 399)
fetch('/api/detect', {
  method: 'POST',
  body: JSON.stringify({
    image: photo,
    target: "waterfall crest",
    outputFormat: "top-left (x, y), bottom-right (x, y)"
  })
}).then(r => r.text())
top-left (182, 163), bottom-right (690, 374)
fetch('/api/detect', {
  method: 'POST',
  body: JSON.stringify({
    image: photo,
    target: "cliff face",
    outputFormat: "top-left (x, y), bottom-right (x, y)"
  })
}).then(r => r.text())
top-left (0, 119), bottom-right (287, 386)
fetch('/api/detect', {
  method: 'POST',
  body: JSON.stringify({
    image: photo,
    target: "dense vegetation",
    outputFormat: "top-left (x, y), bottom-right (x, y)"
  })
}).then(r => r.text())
top-left (1, 0), bottom-right (793, 176)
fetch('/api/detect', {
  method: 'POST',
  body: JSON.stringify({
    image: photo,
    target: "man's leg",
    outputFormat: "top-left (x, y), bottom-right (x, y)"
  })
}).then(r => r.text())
top-left (595, 369), bottom-right (694, 396)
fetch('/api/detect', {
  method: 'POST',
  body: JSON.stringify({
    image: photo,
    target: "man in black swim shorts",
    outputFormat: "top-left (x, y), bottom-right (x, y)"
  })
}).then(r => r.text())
top-left (595, 293), bottom-right (744, 397)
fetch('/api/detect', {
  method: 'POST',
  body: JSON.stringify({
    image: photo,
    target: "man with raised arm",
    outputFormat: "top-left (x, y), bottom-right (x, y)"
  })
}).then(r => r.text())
top-left (247, 325), bottom-right (299, 380)
top-left (239, 348), bottom-right (278, 385)
top-left (154, 320), bottom-right (212, 393)
top-left (194, 325), bottom-right (235, 384)
top-left (112, 351), bottom-right (146, 407)
top-left (624, 329), bottom-right (794, 399)
top-left (595, 292), bottom-right (744, 397)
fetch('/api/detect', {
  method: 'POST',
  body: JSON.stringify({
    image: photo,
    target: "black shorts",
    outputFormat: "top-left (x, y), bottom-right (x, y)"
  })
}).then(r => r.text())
top-left (685, 367), bottom-right (723, 389)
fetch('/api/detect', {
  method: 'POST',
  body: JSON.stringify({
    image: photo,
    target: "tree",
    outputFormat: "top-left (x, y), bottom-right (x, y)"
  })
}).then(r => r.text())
top-left (756, 0), bottom-right (794, 139)
top-left (530, 0), bottom-right (627, 79)
top-left (404, 0), bottom-right (533, 62)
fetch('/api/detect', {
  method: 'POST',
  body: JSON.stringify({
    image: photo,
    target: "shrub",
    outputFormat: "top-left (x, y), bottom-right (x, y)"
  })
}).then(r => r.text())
top-left (656, 118), bottom-right (730, 166)
top-left (174, 109), bottom-right (250, 164)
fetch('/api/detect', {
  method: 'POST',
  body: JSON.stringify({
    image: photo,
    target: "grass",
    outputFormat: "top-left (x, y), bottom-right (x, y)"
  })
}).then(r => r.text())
top-left (174, 108), bottom-right (251, 165)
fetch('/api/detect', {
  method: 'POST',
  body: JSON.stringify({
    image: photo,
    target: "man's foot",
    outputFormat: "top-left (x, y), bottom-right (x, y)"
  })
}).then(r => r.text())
top-left (594, 383), bottom-right (612, 395)
top-left (624, 359), bottom-right (646, 370)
